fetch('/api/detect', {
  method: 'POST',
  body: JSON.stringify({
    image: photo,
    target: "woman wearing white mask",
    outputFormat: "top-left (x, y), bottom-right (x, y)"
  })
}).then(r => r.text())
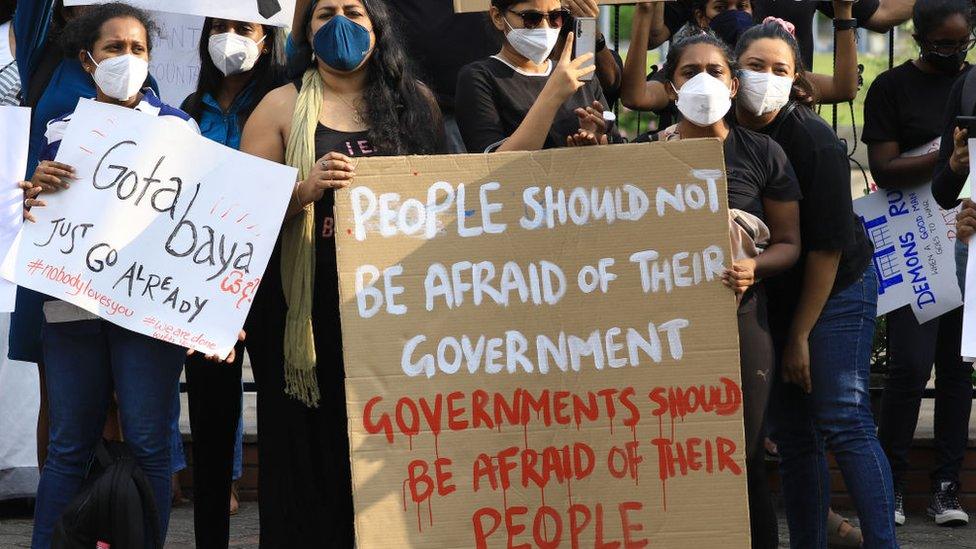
top-left (23, 5), bottom-right (202, 548)
top-left (647, 32), bottom-right (801, 549)
top-left (455, 0), bottom-right (615, 152)
top-left (178, 17), bottom-right (288, 548)
top-left (733, 22), bottom-right (895, 548)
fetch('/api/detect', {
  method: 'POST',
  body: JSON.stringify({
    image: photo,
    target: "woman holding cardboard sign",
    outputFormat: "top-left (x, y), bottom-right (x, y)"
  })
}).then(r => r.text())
top-left (641, 32), bottom-right (802, 549)
top-left (22, 4), bottom-right (208, 548)
top-left (239, 0), bottom-right (443, 545)
top-left (731, 21), bottom-right (895, 548)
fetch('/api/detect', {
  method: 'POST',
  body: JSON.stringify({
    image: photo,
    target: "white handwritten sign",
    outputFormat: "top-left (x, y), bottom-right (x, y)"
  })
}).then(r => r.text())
top-left (148, 13), bottom-right (203, 106)
top-left (855, 186), bottom-right (962, 323)
top-left (0, 99), bottom-right (295, 357)
top-left (0, 107), bottom-right (30, 312)
top-left (963, 139), bottom-right (976, 359)
top-left (64, 0), bottom-right (295, 28)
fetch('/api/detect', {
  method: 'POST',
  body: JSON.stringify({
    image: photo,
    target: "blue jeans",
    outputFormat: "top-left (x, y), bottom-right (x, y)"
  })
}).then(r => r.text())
top-left (31, 320), bottom-right (186, 549)
top-left (768, 268), bottom-right (898, 549)
top-left (234, 388), bottom-right (244, 480)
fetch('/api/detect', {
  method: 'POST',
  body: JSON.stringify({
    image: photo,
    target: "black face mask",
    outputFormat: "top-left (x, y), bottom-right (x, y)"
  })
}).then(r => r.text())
top-left (924, 50), bottom-right (967, 75)
top-left (708, 9), bottom-right (754, 48)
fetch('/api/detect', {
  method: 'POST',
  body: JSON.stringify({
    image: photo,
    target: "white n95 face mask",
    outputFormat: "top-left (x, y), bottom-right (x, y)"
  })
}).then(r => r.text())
top-left (209, 33), bottom-right (265, 76)
top-left (673, 72), bottom-right (733, 127)
top-left (505, 20), bottom-right (560, 65)
top-left (88, 52), bottom-right (149, 101)
top-left (738, 70), bottom-right (793, 116)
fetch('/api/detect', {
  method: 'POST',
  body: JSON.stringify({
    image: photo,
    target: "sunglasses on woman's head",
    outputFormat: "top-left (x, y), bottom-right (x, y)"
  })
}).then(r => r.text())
top-left (507, 8), bottom-right (571, 29)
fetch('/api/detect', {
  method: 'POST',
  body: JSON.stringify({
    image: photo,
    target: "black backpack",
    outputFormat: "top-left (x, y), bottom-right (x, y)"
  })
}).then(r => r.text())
top-left (51, 440), bottom-right (162, 549)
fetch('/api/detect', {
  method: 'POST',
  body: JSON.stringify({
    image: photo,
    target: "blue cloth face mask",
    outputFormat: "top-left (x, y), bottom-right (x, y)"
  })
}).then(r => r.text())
top-left (313, 14), bottom-right (372, 72)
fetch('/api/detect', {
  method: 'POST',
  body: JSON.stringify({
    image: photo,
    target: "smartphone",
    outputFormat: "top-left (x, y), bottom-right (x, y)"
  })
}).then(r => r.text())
top-left (957, 116), bottom-right (976, 133)
top-left (574, 17), bottom-right (597, 82)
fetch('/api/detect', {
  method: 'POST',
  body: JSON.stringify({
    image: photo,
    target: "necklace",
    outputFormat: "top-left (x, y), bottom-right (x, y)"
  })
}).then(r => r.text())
top-left (324, 82), bottom-right (365, 126)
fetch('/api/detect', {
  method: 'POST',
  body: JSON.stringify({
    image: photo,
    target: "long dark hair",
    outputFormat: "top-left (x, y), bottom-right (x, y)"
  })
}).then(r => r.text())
top-left (734, 22), bottom-right (816, 107)
top-left (290, 0), bottom-right (441, 155)
top-left (60, 2), bottom-right (158, 58)
top-left (182, 18), bottom-right (287, 125)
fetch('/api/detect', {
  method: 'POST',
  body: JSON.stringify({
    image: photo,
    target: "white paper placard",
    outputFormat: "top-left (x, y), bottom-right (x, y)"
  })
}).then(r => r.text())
top-left (64, 0), bottom-right (295, 28)
top-left (855, 141), bottom-right (963, 324)
top-left (148, 12), bottom-right (203, 107)
top-left (962, 139), bottom-right (976, 359)
top-left (0, 107), bottom-right (31, 312)
top-left (0, 99), bottom-right (295, 358)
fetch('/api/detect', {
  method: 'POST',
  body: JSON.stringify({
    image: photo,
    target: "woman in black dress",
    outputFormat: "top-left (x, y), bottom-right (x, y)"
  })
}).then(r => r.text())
top-left (240, 0), bottom-right (443, 546)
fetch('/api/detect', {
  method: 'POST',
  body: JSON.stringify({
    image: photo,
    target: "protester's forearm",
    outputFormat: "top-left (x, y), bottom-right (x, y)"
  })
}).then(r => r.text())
top-left (865, 0), bottom-right (914, 32)
top-left (621, 4), bottom-right (656, 111)
top-left (812, 2), bottom-right (858, 105)
top-left (754, 242), bottom-right (800, 280)
top-left (789, 250), bottom-right (841, 340)
top-left (497, 90), bottom-right (564, 152)
top-left (595, 47), bottom-right (621, 98)
top-left (826, 26), bottom-right (858, 103)
top-left (871, 152), bottom-right (939, 190)
top-left (647, 1), bottom-right (670, 49)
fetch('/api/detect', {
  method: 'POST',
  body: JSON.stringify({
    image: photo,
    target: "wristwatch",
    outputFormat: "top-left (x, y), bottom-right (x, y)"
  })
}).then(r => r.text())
top-left (596, 33), bottom-right (607, 53)
top-left (833, 18), bottom-right (857, 31)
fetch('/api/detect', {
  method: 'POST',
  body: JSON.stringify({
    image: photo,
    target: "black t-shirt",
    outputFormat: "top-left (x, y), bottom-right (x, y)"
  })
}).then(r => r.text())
top-left (722, 124), bottom-right (802, 219)
top-left (387, 1), bottom-right (500, 113)
top-left (455, 56), bottom-right (611, 153)
top-left (933, 68), bottom-right (972, 209)
top-left (663, 0), bottom-right (880, 69)
top-left (862, 60), bottom-right (966, 153)
top-left (758, 104), bottom-right (873, 317)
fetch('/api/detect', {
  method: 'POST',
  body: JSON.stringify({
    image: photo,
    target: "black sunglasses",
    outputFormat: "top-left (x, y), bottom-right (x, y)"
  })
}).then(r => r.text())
top-left (506, 8), bottom-right (571, 29)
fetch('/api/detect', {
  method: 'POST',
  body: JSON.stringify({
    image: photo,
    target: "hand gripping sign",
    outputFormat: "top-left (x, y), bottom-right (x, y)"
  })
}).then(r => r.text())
top-left (0, 100), bottom-right (295, 358)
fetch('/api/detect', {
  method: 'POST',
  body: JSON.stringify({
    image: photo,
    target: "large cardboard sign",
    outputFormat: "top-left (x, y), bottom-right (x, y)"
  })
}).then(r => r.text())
top-left (336, 141), bottom-right (749, 548)
top-left (64, 0), bottom-right (295, 27)
top-left (855, 142), bottom-right (962, 324)
top-left (0, 100), bottom-right (295, 358)
top-left (455, 0), bottom-right (660, 13)
top-left (0, 107), bottom-right (30, 312)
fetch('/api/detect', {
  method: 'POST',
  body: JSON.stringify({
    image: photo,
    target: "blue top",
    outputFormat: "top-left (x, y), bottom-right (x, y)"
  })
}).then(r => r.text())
top-left (10, 2), bottom-right (160, 361)
top-left (40, 89), bottom-right (198, 162)
top-left (15, 2), bottom-right (159, 181)
top-left (15, 1), bottom-right (95, 180)
top-left (195, 84), bottom-right (255, 150)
